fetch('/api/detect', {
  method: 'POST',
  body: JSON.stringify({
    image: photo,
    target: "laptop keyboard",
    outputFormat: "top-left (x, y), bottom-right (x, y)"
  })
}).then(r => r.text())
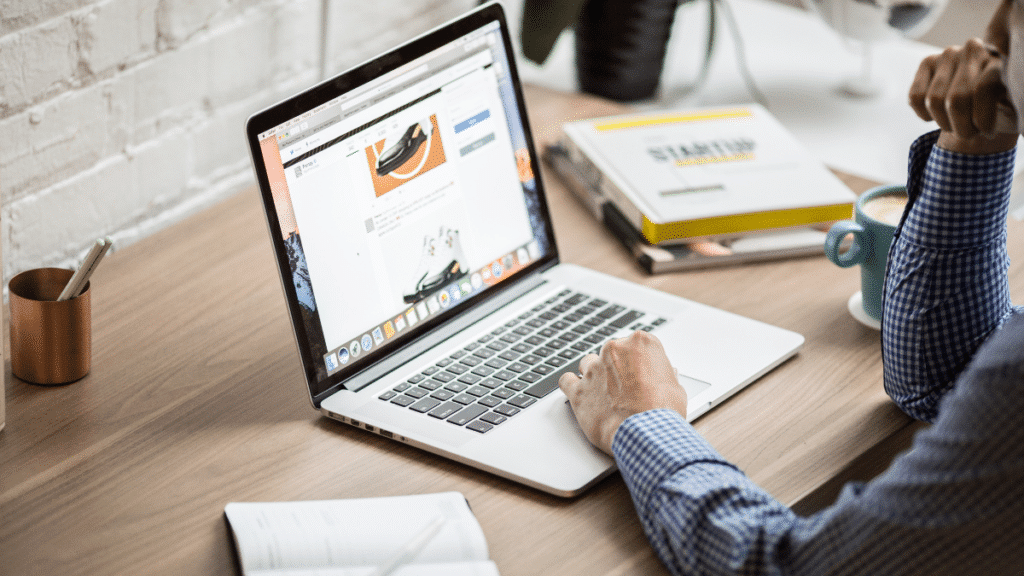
top-left (377, 289), bottom-right (666, 433)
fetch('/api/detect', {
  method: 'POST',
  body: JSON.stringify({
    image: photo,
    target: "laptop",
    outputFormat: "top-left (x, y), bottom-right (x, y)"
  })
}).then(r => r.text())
top-left (244, 2), bottom-right (804, 497)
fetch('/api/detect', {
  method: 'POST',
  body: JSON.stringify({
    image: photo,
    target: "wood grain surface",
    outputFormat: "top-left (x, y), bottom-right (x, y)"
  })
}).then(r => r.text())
top-left (4, 85), bottom-right (1021, 576)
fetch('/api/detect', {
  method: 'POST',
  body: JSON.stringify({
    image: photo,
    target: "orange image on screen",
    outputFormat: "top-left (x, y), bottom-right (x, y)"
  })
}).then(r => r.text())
top-left (260, 135), bottom-right (299, 239)
top-left (365, 114), bottom-right (447, 197)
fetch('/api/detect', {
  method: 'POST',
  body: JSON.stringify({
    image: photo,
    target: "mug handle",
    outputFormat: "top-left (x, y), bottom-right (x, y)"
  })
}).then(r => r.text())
top-left (825, 220), bottom-right (866, 268)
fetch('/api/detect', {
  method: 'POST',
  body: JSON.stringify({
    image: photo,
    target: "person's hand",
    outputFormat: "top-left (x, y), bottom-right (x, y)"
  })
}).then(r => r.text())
top-left (909, 37), bottom-right (1018, 155)
top-left (558, 331), bottom-right (688, 455)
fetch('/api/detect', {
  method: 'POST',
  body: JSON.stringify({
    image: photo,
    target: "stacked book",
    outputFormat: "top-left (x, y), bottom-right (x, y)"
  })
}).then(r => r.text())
top-left (545, 104), bottom-right (856, 273)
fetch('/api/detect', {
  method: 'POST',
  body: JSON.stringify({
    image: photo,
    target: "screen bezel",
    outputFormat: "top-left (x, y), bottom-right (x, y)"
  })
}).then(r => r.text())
top-left (244, 2), bottom-right (559, 405)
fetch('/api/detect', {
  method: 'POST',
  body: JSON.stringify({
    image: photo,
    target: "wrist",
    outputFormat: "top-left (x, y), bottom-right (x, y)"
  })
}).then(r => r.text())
top-left (936, 131), bottom-right (1017, 155)
top-left (902, 141), bottom-right (1016, 250)
top-left (601, 415), bottom-right (629, 454)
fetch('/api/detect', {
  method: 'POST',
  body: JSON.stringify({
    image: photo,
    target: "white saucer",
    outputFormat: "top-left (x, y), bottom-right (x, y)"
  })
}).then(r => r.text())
top-left (848, 291), bottom-right (881, 330)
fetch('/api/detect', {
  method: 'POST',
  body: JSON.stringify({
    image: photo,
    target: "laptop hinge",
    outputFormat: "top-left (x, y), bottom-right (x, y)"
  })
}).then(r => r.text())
top-left (317, 273), bottom-right (553, 403)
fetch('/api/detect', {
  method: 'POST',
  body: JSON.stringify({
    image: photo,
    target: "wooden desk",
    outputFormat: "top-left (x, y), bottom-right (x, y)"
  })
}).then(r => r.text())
top-left (4, 86), bottom-right (1018, 575)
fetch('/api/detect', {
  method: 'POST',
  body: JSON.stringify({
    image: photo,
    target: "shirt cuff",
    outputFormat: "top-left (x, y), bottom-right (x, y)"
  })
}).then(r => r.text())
top-left (900, 131), bottom-right (1016, 250)
top-left (612, 409), bottom-right (737, 511)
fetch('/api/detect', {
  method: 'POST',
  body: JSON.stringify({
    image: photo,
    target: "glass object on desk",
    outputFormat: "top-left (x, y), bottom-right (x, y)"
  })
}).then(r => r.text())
top-left (802, 0), bottom-right (948, 97)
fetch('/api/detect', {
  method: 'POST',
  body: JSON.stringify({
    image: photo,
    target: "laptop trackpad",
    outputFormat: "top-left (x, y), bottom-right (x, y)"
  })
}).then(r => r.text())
top-left (676, 370), bottom-right (712, 399)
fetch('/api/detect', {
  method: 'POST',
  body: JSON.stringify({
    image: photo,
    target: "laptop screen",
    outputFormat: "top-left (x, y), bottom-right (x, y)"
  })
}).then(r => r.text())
top-left (247, 5), bottom-right (556, 398)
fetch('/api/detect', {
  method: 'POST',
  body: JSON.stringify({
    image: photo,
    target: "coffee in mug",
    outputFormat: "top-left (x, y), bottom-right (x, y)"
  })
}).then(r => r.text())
top-left (860, 192), bottom-right (907, 226)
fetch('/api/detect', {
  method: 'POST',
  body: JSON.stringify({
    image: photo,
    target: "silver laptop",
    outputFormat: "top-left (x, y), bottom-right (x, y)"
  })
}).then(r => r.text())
top-left (245, 3), bottom-right (803, 497)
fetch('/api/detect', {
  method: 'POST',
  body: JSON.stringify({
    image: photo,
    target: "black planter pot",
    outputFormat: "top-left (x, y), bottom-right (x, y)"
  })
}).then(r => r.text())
top-left (575, 0), bottom-right (685, 102)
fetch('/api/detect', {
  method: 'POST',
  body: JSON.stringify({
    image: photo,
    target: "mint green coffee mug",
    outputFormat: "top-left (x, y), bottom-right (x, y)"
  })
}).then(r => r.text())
top-left (824, 184), bottom-right (908, 323)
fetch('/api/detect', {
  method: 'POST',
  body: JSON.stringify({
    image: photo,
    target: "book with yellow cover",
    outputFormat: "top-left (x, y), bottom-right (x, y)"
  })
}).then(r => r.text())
top-left (543, 143), bottom-right (832, 274)
top-left (558, 104), bottom-right (856, 245)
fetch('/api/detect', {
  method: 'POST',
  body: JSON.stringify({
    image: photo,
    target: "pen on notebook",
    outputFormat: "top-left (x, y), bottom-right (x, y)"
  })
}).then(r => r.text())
top-left (367, 515), bottom-right (446, 576)
top-left (57, 237), bottom-right (112, 302)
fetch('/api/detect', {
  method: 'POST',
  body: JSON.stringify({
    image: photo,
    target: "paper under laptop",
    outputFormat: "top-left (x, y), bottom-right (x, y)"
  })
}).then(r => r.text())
top-left (244, 2), bottom-right (804, 497)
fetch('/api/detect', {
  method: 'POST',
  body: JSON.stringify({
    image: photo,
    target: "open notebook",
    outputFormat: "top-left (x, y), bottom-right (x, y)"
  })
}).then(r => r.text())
top-left (225, 492), bottom-right (498, 576)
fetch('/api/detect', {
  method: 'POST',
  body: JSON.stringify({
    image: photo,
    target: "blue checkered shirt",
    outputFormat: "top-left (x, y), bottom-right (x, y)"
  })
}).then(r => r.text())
top-left (883, 131), bottom-right (1022, 422)
top-left (612, 131), bottom-right (1024, 575)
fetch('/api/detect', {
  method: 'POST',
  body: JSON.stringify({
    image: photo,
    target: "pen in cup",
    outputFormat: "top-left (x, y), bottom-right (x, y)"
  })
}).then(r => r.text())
top-left (57, 237), bottom-right (111, 302)
top-left (367, 515), bottom-right (446, 576)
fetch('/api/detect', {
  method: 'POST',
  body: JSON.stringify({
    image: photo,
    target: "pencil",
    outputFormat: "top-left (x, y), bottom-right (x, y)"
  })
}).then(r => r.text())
top-left (57, 237), bottom-right (111, 301)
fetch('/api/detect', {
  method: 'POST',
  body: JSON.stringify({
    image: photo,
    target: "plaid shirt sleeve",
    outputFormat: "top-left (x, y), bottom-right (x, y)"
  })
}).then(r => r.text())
top-left (615, 360), bottom-right (1024, 575)
top-left (881, 131), bottom-right (1021, 422)
top-left (611, 131), bottom-right (1024, 576)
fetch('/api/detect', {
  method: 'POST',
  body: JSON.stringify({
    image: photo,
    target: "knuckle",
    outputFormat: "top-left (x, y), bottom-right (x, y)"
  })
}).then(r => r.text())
top-left (579, 353), bottom-right (597, 373)
top-left (633, 329), bottom-right (655, 345)
top-left (941, 45), bottom-right (961, 59)
top-left (908, 80), bottom-right (928, 99)
top-left (919, 55), bottom-right (940, 74)
top-left (603, 337), bottom-right (623, 353)
top-left (600, 338), bottom-right (615, 354)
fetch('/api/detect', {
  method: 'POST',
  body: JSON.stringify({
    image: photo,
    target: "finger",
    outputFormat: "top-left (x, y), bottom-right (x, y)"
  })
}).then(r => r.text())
top-left (926, 47), bottom-right (961, 132)
top-left (974, 63), bottom-right (1004, 132)
top-left (596, 337), bottom-right (627, 392)
top-left (975, 57), bottom-right (1012, 132)
top-left (558, 370), bottom-right (580, 396)
top-left (577, 353), bottom-right (600, 377)
top-left (598, 334), bottom-right (622, 361)
top-left (947, 41), bottom-right (988, 137)
top-left (909, 54), bottom-right (939, 121)
top-left (607, 331), bottom-right (663, 390)
top-left (633, 328), bottom-right (665, 351)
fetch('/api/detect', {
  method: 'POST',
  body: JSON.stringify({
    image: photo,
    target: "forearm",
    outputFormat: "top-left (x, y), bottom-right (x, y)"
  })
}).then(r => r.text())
top-left (881, 131), bottom-right (1018, 422)
top-left (612, 400), bottom-right (1024, 576)
top-left (612, 411), bottom-right (913, 576)
top-left (613, 411), bottom-right (804, 576)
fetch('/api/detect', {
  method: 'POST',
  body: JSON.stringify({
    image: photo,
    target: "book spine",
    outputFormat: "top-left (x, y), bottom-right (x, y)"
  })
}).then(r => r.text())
top-left (559, 132), bottom-right (647, 232)
top-left (600, 201), bottom-right (657, 273)
top-left (544, 144), bottom-right (605, 220)
top-left (547, 142), bottom-right (834, 273)
top-left (544, 145), bottom-right (655, 272)
top-left (546, 144), bottom-right (734, 274)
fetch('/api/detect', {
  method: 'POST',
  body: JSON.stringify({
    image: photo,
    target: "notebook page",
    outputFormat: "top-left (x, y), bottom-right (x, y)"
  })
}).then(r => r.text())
top-left (225, 492), bottom-right (489, 574)
top-left (248, 560), bottom-right (501, 576)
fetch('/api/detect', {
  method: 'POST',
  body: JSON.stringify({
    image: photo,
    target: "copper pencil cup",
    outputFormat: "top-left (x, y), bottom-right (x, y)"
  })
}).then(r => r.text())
top-left (9, 268), bottom-right (91, 385)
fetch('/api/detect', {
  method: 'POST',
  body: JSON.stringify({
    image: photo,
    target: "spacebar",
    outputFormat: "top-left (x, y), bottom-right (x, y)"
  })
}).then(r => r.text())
top-left (524, 357), bottom-right (582, 399)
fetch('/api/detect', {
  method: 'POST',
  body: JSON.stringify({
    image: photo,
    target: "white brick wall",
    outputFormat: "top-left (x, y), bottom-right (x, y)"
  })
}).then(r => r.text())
top-left (0, 0), bottom-right (475, 281)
